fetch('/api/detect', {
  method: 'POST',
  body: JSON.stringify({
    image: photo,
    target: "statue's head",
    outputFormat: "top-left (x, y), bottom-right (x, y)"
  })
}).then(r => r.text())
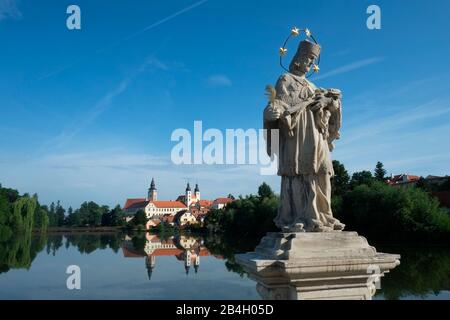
top-left (289, 40), bottom-right (321, 75)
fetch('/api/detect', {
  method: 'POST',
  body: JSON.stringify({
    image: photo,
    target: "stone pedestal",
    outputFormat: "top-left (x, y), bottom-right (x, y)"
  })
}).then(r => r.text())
top-left (235, 232), bottom-right (400, 300)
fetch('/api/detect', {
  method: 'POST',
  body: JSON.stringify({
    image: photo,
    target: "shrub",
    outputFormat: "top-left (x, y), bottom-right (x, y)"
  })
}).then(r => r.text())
top-left (335, 181), bottom-right (450, 240)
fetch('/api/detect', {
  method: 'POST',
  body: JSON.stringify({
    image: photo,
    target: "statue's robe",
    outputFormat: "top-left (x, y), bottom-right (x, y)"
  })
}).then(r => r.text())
top-left (264, 73), bottom-right (342, 231)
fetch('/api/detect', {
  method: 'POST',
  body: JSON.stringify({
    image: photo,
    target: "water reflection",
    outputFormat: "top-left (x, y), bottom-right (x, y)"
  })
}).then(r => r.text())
top-left (0, 232), bottom-right (449, 300)
top-left (122, 234), bottom-right (215, 279)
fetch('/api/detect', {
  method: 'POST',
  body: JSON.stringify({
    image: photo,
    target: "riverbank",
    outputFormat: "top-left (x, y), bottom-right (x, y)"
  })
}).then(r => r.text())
top-left (35, 226), bottom-right (122, 234)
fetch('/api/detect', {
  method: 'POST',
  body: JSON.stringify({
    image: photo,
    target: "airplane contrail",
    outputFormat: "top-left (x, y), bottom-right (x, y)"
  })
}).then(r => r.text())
top-left (38, 0), bottom-right (208, 80)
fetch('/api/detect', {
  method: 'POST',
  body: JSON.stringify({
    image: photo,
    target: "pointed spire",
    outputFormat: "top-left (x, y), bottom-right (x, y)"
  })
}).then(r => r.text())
top-left (150, 178), bottom-right (156, 190)
top-left (194, 183), bottom-right (199, 192)
top-left (186, 182), bottom-right (191, 192)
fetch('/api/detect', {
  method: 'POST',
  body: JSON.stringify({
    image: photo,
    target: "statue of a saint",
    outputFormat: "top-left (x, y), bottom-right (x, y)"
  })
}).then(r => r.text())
top-left (264, 39), bottom-right (345, 232)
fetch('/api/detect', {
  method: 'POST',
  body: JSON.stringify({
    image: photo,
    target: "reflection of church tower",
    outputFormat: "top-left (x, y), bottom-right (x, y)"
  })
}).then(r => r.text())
top-left (194, 254), bottom-right (200, 274)
top-left (185, 183), bottom-right (192, 207)
top-left (148, 178), bottom-right (157, 201)
top-left (194, 183), bottom-right (200, 201)
top-left (184, 250), bottom-right (191, 275)
top-left (145, 256), bottom-right (156, 280)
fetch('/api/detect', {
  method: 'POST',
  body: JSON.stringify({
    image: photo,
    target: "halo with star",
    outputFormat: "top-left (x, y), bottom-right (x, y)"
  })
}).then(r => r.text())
top-left (279, 27), bottom-right (321, 78)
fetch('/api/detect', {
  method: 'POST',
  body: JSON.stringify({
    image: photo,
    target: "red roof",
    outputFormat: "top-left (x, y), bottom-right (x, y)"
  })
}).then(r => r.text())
top-left (214, 198), bottom-right (234, 205)
top-left (152, 201), bottom-right (187, 208)
top-left (122, 246), bottom-right (211, 257)
top-left (152, 248), bottom-right (210, 257)
top-left (124, 198), bottom-right (147, 210)
top-left (122, 246), bottom-right (144, 258)
top-left (198, 200), bottom-right (213, 207)
top-left (387, 174), bottom-right (421, 185)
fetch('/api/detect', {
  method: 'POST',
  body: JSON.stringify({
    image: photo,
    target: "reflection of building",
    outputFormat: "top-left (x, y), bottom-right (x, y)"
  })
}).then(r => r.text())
top-left (122, 234), bottom-right (212, 279)
top-left (182, 249), bottom-right (201, 274)
top-left (123, 179), bottom-right (235, 227)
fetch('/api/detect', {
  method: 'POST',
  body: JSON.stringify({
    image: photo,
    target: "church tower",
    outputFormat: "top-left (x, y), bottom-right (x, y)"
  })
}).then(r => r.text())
top-left (145, 256), bottom-right (156, 280)
top-left (148, 178), bottom-right (157, 202)
top-left (185, 182), bottom-right (192, 207)
top-left (194, 183), bottom-right (200, 201)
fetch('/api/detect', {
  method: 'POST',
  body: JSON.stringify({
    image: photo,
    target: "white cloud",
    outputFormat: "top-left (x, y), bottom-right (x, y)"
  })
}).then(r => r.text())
top-left (42, 56), bottom-right (167, 149)
top-left (0, 0), bottom-right (21, 21)
top-left (0, 149), bottom-right (278, 209)
top-left (206, 74), bottom-right (232, 87)
top-left (123, 0), bottom-right (208, 41)
top-left (37, 0), bottom-right (206, 80)
top-left (333, 97), bottom-right (450, 177)
top-left (313, 57), bottom-right (384, 81)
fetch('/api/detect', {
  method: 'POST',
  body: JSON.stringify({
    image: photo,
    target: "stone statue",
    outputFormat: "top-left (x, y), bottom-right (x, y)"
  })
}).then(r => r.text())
top-left (264, 39), bottom-right (345, 232)
top-left (236, 29), bottom-right (400, 300)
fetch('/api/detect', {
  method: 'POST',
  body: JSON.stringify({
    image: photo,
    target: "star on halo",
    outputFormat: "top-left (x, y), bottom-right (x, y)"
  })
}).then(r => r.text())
top-left (291, 27), bottom-right (300, 37)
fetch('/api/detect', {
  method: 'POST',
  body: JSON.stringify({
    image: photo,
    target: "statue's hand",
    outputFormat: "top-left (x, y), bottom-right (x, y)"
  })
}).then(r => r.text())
top-left (264, 104), bottom-right (282, 121)
top-left (310, 95), bottom-right (340, 112)
top-left (309, 98), bottom-right (328, 112)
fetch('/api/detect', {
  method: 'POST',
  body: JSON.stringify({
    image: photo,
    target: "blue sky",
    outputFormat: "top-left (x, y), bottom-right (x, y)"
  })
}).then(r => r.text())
top-left (1, 0), bottom-right (450, 208)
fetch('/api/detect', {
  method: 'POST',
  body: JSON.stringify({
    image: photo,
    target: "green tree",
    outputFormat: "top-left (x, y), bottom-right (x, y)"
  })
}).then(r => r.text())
top-left (66, 206), bottom-right (82, 226)
top-left (33, 199), bottom-right (49, 232)
top-left (331, 160), bottom-right (350, 196)
top-left (334, 181), bottom-right (450, 241)
top-left (436, 177), bottom-right (450, 192)
top-left (350, 171), bottom-right (375, 189)
top-left (133, 209), bottom-right (147, 227)
top-left (415, 177), bottom-right (432, 192)
top-left (374, 161), bottom-right (387, 181)
top-left (55, 201), bottom-right (66, 226)
top-left (76, 202), bottom-right (107, 226)
top-left (10, 196), bottom-right (37, 234)
top-left (47, 202), bottom-right (58, 227)
top-left (101, 205), bottom-right (124, 226)
top-left (258, 182), bottom-right (275, 199)
top-left (205, 183), bottom-right (278, 238)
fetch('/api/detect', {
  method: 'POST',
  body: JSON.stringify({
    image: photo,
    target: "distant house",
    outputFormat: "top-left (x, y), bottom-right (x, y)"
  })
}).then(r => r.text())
top-left (425, 175), bottom-right (450, 187)
top-left (386, 174), bottom-right (450, 209)
top-left (123, 198), bottom-right (149, 215)
top-left (212, 197), bottom-right (234, 210)
top-left (386, 174), bottom-right (421, 187)
top-left (175, 210), bottom-right (198, 227)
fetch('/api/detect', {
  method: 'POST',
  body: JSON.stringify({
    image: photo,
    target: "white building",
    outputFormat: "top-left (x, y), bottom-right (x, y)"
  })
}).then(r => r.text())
top-left (123, 179), bottom-right (235, 224)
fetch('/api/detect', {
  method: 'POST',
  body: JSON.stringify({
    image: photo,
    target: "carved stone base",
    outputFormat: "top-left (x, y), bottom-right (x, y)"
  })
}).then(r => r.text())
top-left (236, 232), bottom-right (400, 300)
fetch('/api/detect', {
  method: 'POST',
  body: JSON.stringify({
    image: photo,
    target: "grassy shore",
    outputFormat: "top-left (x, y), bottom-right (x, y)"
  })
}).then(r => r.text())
top-left (34, 226), bottom-right (122, 234)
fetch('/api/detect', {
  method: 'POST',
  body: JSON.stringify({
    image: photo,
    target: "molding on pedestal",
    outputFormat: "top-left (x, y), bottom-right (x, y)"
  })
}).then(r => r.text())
top-left (235, 231), bottom-right (401, 300)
